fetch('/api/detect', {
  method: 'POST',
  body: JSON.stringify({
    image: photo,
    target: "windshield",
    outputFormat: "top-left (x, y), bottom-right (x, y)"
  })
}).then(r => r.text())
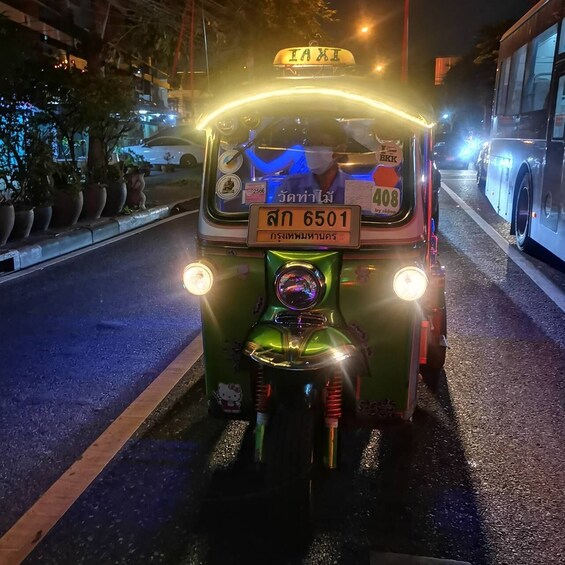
top-left (208, 115), bottom-right (413, 222)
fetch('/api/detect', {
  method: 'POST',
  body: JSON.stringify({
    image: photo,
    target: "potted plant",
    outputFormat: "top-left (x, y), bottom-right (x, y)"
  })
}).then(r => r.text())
top-left (51, 162), bottom-right (83, 227)
top-left (102, 161), bottom-right (127, 216)
top-left (0, 187), bottom-right (14, 246)
top-left (23, 129), bottom-right (56, 232)
top-left (83, 164), bottom-right (107, 220)
top-left (4, 176), bottom-right (34, 240)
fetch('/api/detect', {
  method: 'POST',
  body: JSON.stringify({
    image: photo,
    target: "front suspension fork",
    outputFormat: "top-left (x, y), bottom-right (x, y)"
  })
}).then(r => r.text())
top-left (252, 363), bottom-right (270, 464)
top-left (251, 366), bottom-right (344, 469)
top-left (324, 372), bottom-right (342, 469)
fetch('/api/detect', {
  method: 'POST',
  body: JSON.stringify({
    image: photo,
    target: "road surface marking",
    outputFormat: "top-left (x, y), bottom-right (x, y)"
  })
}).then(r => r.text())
top-left (442, 181), bottom-right (565, 314)
top-left (370, 552), bottom-right (471, 564)
top-left (0, 333), bottom-right (204, 565)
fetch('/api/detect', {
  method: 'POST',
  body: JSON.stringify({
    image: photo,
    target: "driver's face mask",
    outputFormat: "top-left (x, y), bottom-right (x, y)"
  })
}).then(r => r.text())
top-left (305, 146), bottom-right (335, 175)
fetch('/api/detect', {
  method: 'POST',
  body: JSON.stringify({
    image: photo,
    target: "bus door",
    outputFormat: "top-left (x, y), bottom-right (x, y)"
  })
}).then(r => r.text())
top-left (542, 70), bottom-right (565, 233)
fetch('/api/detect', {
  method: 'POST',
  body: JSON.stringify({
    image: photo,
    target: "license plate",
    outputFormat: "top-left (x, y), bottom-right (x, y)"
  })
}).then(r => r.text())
top-left (248, 205), bottom-right (361, 248)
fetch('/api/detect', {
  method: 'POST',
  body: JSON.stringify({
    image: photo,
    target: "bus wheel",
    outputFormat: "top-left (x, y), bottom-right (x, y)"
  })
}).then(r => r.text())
top-left (515, 173), bottom-right (535, 253)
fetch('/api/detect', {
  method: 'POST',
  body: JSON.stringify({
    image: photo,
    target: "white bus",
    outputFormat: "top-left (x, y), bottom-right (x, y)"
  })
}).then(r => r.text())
top-left (486, 0), bottom-right (565, 260)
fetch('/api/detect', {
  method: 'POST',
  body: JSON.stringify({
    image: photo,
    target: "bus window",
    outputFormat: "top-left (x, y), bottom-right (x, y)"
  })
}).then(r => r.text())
top-left (559, 17), bottom-right (565, 53)
top-left (551, 75), bottom-right (565, 139)
top-left (507, 44), bottom-right (527, 115)
top-left (496, 57), bottom-right (511, 115)
top-left (522, 24), bottom-right (557, 113)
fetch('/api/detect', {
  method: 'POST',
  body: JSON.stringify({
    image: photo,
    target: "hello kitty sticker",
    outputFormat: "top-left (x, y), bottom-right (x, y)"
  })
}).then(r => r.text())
top-left (213, 382), bottom-right (243, 413)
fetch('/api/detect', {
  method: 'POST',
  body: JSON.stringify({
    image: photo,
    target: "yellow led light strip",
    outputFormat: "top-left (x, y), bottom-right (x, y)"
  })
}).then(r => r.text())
top-left (196, 86), bottom-right (435, 130)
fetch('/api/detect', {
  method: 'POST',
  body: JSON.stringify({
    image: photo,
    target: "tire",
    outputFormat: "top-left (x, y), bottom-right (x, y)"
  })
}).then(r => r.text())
top-left (264, 403), bottom-right (318, 537)
top-left (180, 153), bottom-right (197, 168)
top-left (422, 306), bottom-right (447, 387)
top-left (514, 173), bottom-right (535, 253)
top-left (476, 166), bottom-right (485, 191)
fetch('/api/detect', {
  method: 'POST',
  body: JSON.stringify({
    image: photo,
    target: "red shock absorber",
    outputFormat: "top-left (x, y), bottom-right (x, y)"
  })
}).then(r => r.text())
top-left (253, 364), bottom-right (270, 464)
top-left (254, 365), bottom-right (271, 412)
top-left (325, 372), bottom-right (342, 419)
top-left (324, 372), bottom-right (342, 469)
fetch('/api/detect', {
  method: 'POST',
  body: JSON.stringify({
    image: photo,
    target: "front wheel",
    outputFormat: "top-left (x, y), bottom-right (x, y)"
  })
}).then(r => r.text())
top-left (264, 403), bottom-right (318, 537)
top-left (514, 173), bottom-right (535, 253)
top-left (422, 306), bottom-right (447, 388)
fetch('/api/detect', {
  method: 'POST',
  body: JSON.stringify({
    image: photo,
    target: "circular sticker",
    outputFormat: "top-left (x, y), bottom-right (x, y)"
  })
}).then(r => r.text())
top-left (376, 142), bottom-right (402, 167)
top-left (216, 175), bottom-right (242, 201)
top-left (218, 150), bottom-right (244, 174)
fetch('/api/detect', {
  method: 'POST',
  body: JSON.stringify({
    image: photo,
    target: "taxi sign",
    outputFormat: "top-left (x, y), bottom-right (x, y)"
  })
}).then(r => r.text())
top-left (273, 46), bottom-right (356, 68)
top-left (248, 204), bottom-right (361, 248)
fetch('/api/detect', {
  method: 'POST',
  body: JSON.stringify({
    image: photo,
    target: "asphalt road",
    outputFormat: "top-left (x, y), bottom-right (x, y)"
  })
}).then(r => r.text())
top-left (0, 211), bottom-right (202, 538)
top-left (1, 169), bottom-right (564, 564)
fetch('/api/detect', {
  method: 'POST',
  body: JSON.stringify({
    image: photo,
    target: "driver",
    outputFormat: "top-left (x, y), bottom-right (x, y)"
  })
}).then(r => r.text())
top-left (274, 118), bottom-right (350, 204)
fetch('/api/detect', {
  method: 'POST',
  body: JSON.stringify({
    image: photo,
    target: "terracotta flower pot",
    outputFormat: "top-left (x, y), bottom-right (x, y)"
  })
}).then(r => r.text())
top-left (12, 207), bottom-right (34, 239)
top-left (0, 204), bottom-right (15, 245)
top-left (83, 183), bottom-right (107, 220)
top-left (51, 189), bottom-right (84, 227)
top-left (31, 205), bottom-right (52, 232)
top-left (103, 180), bottom-right (127, 216)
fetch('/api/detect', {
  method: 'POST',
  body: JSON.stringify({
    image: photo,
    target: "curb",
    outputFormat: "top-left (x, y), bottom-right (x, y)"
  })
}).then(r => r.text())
top-left (0, 205), bottom-right (170, 275)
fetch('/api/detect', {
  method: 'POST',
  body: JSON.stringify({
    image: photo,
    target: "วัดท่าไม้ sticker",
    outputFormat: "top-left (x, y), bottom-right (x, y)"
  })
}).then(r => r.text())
top-left (216, 174), bottom-right (242, 200)
top-left (243, 181), bottom-right (266, 204)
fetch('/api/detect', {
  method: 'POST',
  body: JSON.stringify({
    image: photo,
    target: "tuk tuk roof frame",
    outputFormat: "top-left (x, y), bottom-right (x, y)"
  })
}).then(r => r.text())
top-left (196, 77), bottom-right (436, 133)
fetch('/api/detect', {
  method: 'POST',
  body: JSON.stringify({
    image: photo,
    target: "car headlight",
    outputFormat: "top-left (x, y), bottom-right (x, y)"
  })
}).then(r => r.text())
top-left (183, 262), bottom-right (214, 295)
top-left (275, 262), bottom-right (325, 310)
top-left (393, 266), bottom-right (428, 301)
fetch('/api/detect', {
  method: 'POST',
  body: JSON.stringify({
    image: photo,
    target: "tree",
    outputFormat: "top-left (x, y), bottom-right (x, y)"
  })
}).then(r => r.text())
top-left (440, 20), bottom-right (515, 134)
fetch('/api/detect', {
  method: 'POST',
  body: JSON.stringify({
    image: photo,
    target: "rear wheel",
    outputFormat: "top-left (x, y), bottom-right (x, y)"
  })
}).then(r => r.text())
top-left (515, 173), bottom-right (535, 253)
top-left (264, 403), bottom-right (318, 537)
top-left (180, 153), bottom-right (197, 168)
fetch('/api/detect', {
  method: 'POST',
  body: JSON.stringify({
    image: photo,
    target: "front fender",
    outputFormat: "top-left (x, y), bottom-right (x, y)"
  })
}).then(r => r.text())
top-left (243, 323), bottom-right (362, 370)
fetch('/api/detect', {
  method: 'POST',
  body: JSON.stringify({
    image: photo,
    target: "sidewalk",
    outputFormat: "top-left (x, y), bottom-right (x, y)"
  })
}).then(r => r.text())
top-left (0, 174), bottom-right (201, 276)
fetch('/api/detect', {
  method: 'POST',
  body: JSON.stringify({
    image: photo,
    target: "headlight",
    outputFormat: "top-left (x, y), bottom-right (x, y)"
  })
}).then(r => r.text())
top-left (393, 266), bottom-right (428, 301)
top-left (275, 262), bottom-right (324, 310)
top-left (183, 262), bottom-right (213, 295)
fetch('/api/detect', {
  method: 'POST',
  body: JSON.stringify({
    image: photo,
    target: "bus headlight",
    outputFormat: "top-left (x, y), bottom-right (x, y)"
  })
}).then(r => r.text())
top-left (183, 262), bottom-right (214, 295)
top-left (393, 266), bottom-right (428, 301)
top-left (275, 262), bottom-right (325, 310)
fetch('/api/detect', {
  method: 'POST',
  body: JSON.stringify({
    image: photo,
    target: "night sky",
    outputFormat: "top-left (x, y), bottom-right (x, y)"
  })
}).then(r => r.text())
top-left (327, 0), bottom-right (536, 74)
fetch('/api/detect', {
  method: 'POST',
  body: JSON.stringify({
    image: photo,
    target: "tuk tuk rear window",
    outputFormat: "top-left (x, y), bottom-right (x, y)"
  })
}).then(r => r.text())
top-left (207, 116), bottom-right (413, 222)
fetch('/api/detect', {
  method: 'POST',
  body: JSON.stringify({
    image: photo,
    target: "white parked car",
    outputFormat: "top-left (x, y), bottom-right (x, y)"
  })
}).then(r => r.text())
top-left (119, 135), bottom-right (205, 168)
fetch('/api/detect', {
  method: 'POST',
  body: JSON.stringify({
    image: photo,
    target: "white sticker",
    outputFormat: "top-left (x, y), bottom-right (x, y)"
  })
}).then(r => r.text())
top-left (372, 186), bottom-right (401, 216)
top-left (216, 175), bottom-right (242, 200)
top-left (218, 150), bottom-right (244, 174)
top-left (344, 180), bottom-right (373, 211)
top-left (243, 181), bottom-right (266, 204)
top-left (376, 142), bottom-right (402, 167)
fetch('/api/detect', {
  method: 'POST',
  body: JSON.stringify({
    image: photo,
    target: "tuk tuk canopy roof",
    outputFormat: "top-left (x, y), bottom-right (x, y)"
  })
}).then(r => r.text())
top-left (196, 76), bottom-right (436, 132)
